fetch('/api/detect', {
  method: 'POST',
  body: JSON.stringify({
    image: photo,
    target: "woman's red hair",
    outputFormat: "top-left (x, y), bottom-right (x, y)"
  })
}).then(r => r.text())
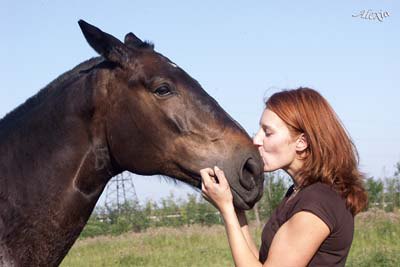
top-left (266, 88), bottom-right (367, 215)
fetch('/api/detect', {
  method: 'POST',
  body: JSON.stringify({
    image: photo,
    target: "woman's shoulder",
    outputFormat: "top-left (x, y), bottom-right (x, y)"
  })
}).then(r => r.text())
top-left (301, 182), bottom-right (342, 199)
top-left (288, 182), bottom-right (352, 233)
top-left (298, 182), bottom-right (348, 213)
top-left (287, 182), bottom-right (339, 198)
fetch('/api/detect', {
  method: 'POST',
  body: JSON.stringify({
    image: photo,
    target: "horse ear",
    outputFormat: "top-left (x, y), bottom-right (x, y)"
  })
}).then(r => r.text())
top-left (78, 19), bottom-right (129, 66)
top-left (124, 32), bottom-right (144, 48)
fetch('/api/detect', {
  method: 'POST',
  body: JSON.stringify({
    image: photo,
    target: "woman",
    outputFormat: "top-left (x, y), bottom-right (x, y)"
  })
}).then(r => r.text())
top-left (200, 88), bottom-right (367, 267)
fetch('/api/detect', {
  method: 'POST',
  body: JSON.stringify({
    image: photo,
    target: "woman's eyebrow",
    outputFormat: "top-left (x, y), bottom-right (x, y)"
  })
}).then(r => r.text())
top-left (260, 123), bottom-right (273, 130)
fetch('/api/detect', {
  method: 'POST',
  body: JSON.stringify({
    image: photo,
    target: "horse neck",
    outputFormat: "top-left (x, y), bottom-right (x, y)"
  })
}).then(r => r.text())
top-left (0, 66), bottom-right (118, 266)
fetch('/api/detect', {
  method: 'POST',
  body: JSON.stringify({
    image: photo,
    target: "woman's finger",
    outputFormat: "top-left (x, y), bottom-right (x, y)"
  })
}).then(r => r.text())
top-left (202, 191), bottom-right (210, 201)
top-left (200, 167), bottom-right (214, 176)
top-left (201, 191), bottom-right (217, 208)
top-left (201, 178), bottom-right (208, 192)
top-left (200, 168), bottom-right (215, 188)
top-left (214, 166), bottom-right (229, 186)
top-left (200, 168), bottom-right (211, 186)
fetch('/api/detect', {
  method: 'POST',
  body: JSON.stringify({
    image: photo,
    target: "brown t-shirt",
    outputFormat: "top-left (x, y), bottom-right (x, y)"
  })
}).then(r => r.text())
top-left (259, 182), bottom-right (354, 266)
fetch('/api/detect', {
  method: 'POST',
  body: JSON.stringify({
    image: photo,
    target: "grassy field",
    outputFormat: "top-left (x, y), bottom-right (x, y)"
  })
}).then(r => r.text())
top-left (61, 209), bottom-right (399, 267)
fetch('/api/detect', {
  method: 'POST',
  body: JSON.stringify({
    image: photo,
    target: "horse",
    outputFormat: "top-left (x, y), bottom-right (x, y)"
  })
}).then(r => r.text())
top-left (0, 20), bottom-right (264, 266)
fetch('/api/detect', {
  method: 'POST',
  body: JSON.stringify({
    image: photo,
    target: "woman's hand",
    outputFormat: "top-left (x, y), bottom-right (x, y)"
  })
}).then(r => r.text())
top-left (200, 166), bottom-right (234, 213)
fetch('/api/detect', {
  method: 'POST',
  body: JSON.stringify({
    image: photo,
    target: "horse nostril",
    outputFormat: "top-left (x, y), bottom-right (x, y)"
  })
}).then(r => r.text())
top-left (239, 158), bottom-right (258, 191)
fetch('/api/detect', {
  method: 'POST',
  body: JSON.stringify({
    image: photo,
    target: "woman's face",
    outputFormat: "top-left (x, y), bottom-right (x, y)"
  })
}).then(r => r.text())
top-left (253, 108), bottom-right (300, 173)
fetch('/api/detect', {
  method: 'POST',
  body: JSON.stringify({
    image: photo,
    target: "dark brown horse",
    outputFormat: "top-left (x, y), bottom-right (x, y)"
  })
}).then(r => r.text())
top-left (0, 20), bottom-right (263, 266)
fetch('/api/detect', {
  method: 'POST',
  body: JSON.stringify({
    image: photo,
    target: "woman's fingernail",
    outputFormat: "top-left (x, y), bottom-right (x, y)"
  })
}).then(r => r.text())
top-left (215, 166), bottom-right (219, 170)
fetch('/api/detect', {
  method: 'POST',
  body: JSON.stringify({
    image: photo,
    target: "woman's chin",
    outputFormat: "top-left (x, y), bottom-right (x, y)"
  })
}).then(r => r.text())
top-left (264, 166), bottom-right (279, 172)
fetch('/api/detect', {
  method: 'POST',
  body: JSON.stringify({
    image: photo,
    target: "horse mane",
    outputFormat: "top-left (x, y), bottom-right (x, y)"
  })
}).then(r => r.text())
top-left (0, 40), bottom-right (155, 131)
top-left (0, 57), bottom-right (104, 131)
top-left (138, 41), bottom-right (154, 50)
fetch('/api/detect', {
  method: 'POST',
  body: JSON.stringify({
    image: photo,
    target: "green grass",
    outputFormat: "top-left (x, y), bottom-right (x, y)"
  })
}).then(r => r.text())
top-left (61, 209), bottom-right (400, 267)
top-left (61, 226), bottom-right (233, 267)
top-left (346, 209), bottom-right (400, 267)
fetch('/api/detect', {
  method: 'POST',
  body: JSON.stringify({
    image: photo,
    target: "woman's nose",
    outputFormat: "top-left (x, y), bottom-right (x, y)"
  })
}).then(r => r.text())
top-left (253, 130), bottom-right (263, 146)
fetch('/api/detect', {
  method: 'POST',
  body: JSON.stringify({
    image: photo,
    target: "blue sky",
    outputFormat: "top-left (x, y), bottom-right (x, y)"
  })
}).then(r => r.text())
top-left (1, 1), bottom-right (399, 204)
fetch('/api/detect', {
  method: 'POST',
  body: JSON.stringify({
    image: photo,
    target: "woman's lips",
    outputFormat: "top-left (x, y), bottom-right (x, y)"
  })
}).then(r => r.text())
top-left (258, 148), bottom-right (267, 167)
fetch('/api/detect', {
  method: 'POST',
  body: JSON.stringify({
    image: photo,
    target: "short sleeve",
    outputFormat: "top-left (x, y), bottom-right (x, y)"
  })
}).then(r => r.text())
top-left (287, 184), bottom-right (343, 233)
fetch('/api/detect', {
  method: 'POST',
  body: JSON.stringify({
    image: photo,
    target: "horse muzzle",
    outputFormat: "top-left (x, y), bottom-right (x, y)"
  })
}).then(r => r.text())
top-left (229, 155), bottom-right (264, 210)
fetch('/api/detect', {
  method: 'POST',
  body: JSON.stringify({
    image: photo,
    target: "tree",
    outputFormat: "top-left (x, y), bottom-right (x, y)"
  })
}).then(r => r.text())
top-left (259, 171), bottom-right (290, 218)
top-left (384, 177), bottom-right (399, 211)
top-left (394, 161), bottom-right (400, 177)
top-left (365, 177), bottom-right (384, 209)
top-left (383, 162), bottom-right (400, 211)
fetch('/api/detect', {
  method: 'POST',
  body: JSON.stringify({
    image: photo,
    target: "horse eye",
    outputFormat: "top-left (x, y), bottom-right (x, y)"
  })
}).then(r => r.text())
top-left (154, 85), bottom-right (172, 97)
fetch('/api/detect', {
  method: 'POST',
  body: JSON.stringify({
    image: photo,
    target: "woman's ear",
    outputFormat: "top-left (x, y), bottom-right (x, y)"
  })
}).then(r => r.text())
top-left (295, 133), bottom-right (308, 152)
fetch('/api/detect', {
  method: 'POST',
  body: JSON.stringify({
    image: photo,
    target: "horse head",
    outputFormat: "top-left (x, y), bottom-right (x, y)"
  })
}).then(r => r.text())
top-left (78, 20), bottom-right (264, 210)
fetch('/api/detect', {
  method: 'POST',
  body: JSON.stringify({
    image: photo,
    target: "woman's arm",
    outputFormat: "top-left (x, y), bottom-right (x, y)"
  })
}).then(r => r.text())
top-left (201, 167), bottom-right (330, 267)
top-left (236, 209), bottom-right (259, 259)
top-left (223, 208), bottom-right (330, 267)
top-left (221, 206), bottom-right (264, 267)
top-left (201, 167), bottom-right (262, 267)
top-left (264, 211), bottom-right (330, 267)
